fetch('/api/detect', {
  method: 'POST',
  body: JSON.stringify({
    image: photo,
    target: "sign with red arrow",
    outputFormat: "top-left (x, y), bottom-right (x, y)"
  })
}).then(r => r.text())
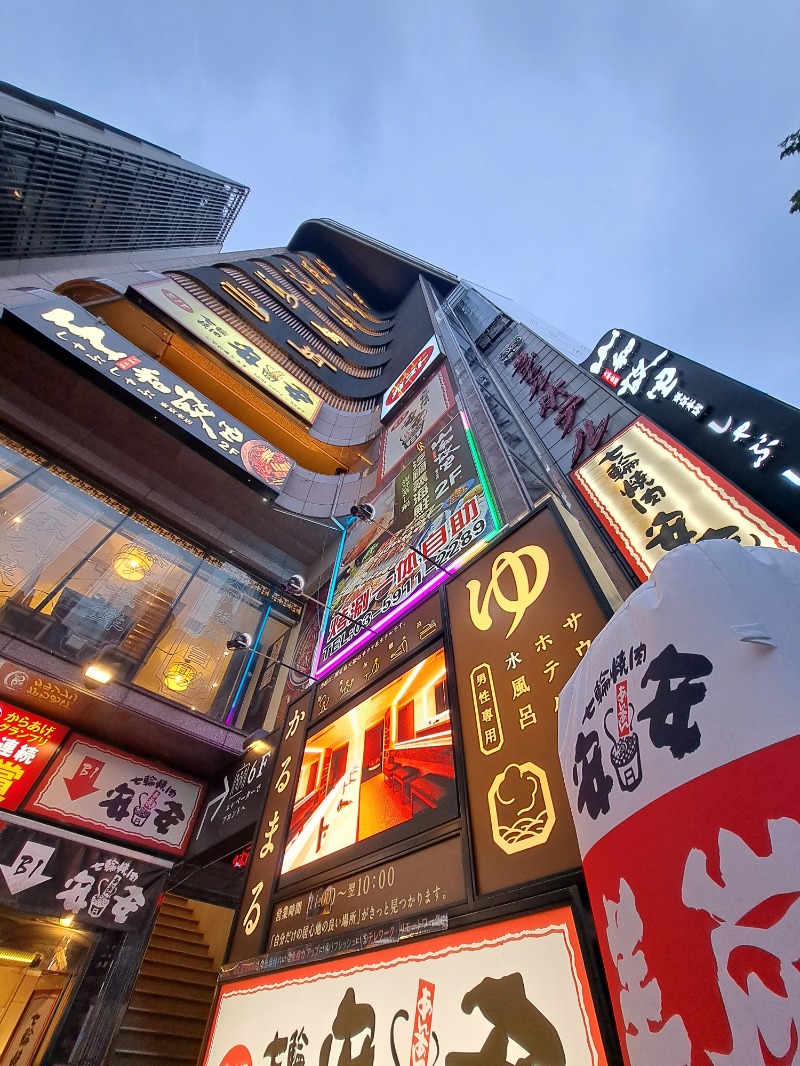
top-left (0, 701), bottom-right (68, 812)
top-left (23, 736), bottom-right (204, 856)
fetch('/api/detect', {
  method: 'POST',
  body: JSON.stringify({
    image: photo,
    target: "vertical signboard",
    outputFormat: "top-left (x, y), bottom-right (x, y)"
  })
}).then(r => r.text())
top-left (317, 410), bottom-right (498, 677)
top-left (227, 692), bottom-right (312, 964)
top-left (446, 505), bottom-right (610, 895)
top-left (0, 702), bottom-right (68, 811)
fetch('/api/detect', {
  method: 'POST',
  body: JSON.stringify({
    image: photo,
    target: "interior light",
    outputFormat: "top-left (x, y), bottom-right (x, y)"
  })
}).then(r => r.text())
top-left (113, 544), bottom-right (154, 581)
top-left (12, 516), bottom-right (22, 524)
top-left (163, 662), bottom-right (197, 693)
top-left (59, 915), bottom-right (74, 927)
top-left (0, 948), bottom-right (39, 965)
top-left (84, 663), bottom-right (114, 686)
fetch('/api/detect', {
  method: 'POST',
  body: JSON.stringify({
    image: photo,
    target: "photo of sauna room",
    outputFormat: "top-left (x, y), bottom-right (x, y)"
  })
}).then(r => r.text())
top-left (281, 648), bottom-right (456, 875)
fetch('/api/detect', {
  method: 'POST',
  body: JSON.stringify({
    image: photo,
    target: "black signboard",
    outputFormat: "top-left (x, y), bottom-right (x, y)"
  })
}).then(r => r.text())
top-left (266, 835), bottom-right (464, 954)
top-left (312, 594), bottom-right (443, 721)
top-left (583, 328), bottom-right (800, 534)
top-left (186, 739), bottom-right (277, 862)
top-left (4, 295), bottom-right (293, 494)
top-left (0, 819), bottom-right (167, 931)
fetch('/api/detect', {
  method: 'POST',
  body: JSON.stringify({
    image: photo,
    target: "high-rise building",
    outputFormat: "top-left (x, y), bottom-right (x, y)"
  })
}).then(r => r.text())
top-left (1, 89), bottom-right (799, 1066)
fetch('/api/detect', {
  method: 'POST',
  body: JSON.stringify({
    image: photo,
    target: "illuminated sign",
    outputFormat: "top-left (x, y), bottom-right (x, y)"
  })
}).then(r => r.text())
top-left (572, 419), bottom-right (800, 581)
top-left (315, 410), bottom-right (500, 677)
top-left (283, 648), bottom-right (456, 877)
top-left (446, 505), bottom-right (610, 895)
top-left (380, 336), bottom-right (442, 420)
top-left (5, 297), bottom-right (293, 493)
top-left (134, 278), bottom-right (323, 423)
top-left (0, 702), bottom-right (68, 812)
top-left (584, 328), bottom-right (800, 534)
top-left (378, 366), bottom-right (455, 481)
top-left (203, 909), bottom-right (609, 1066)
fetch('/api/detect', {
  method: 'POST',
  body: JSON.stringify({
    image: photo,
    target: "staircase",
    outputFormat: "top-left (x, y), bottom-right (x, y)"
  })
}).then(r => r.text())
top-left (106, 894), bottom-right (219, 1066)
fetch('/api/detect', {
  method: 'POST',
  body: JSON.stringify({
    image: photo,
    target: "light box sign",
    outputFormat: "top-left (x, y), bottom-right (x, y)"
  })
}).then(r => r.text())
top-left (5, 296), bottom-right (293, 493)
top-left (133, 277), bottom-right (324, 424)
top-left (446, 505), bottom-right (610, 896)
top-left (378, 365), bottom-right (455, 481)
top-left (0, 702), bottom-right (68, 812)
top-left (316, 410), bottom-right (499, 677)
top-left (202, 908), bottom-right (609, 1066)
top-left (23, 736), bottom-right (204, 856)
top-left (381, 335), bottom-right (442, 421)
top-left (583, 327), bottom-right (800, 534)
top-left (572, 419), bottom-right (800, 581)
top-left (282, 648), bottom-right (456, 877)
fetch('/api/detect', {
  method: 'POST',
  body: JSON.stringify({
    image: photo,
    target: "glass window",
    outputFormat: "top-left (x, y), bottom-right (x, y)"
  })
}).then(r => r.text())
top-left (0, 435), bottom-right (40, 494)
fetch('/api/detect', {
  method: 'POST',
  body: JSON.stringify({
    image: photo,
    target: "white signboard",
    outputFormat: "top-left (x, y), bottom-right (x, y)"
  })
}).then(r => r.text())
top-left (202, 908), bottom-right (608, 1066)
top-left (24, 736), bottom-right (204, 856)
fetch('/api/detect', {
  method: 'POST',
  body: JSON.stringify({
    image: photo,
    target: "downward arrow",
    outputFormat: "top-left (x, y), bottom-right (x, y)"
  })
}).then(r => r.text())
top-left (0, 841), bottom-right (55, 894)
top-left (64, 757), bottom-right (104, 801)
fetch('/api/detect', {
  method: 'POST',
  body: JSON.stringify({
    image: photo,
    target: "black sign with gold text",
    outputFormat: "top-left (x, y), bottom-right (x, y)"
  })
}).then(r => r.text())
top-left (312, 595), bottom-right (443, 721)
top-left (266, 835), bottom-right (464, 954)
top-left (446, 505), bottom-right (610, 896)
top-left (227, 693), bottom-right (311, 965)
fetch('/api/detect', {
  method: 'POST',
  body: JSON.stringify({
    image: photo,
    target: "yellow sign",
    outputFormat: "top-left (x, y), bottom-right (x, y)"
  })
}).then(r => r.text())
top-left (466, 545), bottom-right (550, 638)
top-left (134, 278), bottom-right (323, 424)
top-left (572, 419), bottom-right (800, 580)
top-left (488, 761), bottom-right (555, 854)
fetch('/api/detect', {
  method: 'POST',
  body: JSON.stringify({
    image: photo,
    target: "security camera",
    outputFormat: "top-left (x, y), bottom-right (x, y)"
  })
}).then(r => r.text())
top-left (350, 503), bottom-right (376, 522)
top-left (285, 574), bottom-right (306, 595)
top-left (226, 631), bottom-right (252, 651)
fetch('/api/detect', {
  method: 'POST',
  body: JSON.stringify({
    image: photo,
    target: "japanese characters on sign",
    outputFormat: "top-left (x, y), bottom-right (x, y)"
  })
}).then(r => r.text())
top-left (312, 596), bottom-right (443, 721)
top-left (0, 819), bottom-right (167, 931)
top-left (318, 410), bottom-right (496, 675)
top-left (559, 540), bottom-right (800, 1066)
top-left (378, 367), bottom-right (456, 481)
top-left (446, 505), bottom-right (610, 896)
top-left (187, 739), bottom-right (276, 861)
top-left (381, 336), bottom-right (442, 421)
top-left (0, 702), bottom-right (68, 812)
top-left (203, 908), bottom-right (609, 1066)
top-left (572, 419), bottom-right (800, 582)
top-left (267, 836), bottom-right (465, 954)
top-left (227, 693), bottom-right (311, 965)
top-left (134, 277), bottom-right (323, 423)
top-left (5, 296), bottom-right (294, 493)
top-left (0, 660), bottom-right (84, 715)
top-left (23, 736), bottom-right (204, 856)
top-left (0, 988), bottom-right (61, 1066)
top-left (583, 328), bottom-right (800, 535)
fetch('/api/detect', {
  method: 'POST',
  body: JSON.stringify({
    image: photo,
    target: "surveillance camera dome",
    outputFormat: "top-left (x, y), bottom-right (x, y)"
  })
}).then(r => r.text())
top-left (350, 503), bottom-right (376, 521)
top-left (285, 574), bottom-right (305, 595)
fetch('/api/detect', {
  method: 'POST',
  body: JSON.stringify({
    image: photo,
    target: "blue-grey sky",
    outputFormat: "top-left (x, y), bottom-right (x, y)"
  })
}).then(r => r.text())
top-left (5, 1), bottom-right (799, 406)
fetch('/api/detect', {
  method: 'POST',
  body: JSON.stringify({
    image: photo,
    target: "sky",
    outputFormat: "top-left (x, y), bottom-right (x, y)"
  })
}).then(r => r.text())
top-left (4, 1), bottom-right (800, 407)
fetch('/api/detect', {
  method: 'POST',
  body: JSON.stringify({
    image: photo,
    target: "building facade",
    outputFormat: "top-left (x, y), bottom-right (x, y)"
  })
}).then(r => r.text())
top-left (1, 90), bottom-right (799, 1066)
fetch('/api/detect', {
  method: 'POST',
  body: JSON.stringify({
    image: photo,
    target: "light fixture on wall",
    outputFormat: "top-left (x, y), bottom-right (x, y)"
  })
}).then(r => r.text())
top-left (226, 632), bottom-right (317, 682)
top-left (348, 503), bottom-right (450, 578)
top-left (282, 575), bottom-right (377, 636)
top-left (84, 662), bottom-right (114, 687)
top-left (245, 728), bottom-right (271, 753)
top-left (113, 543), bottom-right (155, 581)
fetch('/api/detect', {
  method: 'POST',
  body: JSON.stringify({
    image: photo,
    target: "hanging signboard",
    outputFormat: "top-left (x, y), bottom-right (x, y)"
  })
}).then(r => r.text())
top-left (23, 736), bottom-right (204, 856)
top-left (380, 336), bottom-right (442, 421)
top-left (446, 504), bottom-right (610, 895)
top-left (133, 277), bottom-right (323, 423)
top-left (0, 702), bottom-right (68, 812)
top-left (227, 693), bottom-right (311, 965)
top-left (378, 366), bottom-right (456, 481)
top-left (4, 296), bottom-right (294, 493)
top-left (203, 907), bottom-right (609, 1065)
top-left (572, 418), bottom-right (800, 581)
top-left (0, 987), bottom-right (62, 1066)
top-left (583, 327), bottom-right (800, 534)
top-left (316, 410), bottom-right (498, 678)
top-left (559, 540), bottom-right (800, 1066)
top-left (312, 594), bottom-right (442, 721)
top-left (0, 819), bottom-right (167, 931)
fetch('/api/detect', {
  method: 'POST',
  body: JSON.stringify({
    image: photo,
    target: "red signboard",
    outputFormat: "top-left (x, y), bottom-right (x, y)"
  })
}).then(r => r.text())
top-left (0, 702), bottom-right (68, 812)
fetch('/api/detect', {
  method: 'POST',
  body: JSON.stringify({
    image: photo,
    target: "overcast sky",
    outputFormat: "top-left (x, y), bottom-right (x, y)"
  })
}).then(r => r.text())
top-left (5, 1), bottom-right (799, 406)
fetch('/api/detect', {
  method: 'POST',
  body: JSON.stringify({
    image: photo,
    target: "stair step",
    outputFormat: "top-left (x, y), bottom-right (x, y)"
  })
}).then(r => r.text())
top-left (123, 1008), bottom-right (207, 1039)
top-left (145, 946), bottom-right (217, 971)
top-left (139, 960), bottom-right (218, 988)
top-left (159, 899), bottom-right (195, 917)
top-left (154, 913), bottom-right (201, 934)
top-left (151, 922), bottom-right (205, 944)
top-left (107, 1050), bottom-right (197, 1066)
top-left (114, 1026), bottom-right (203, 1057)
top-left (130, 982), bottom-right (216, 1010)
top-left (149, 932), bottom-right (209, 956)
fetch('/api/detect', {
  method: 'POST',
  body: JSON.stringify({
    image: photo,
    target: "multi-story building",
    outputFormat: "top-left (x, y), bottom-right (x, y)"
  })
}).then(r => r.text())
top-left (1, 87), bottom-right (799, 1066)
